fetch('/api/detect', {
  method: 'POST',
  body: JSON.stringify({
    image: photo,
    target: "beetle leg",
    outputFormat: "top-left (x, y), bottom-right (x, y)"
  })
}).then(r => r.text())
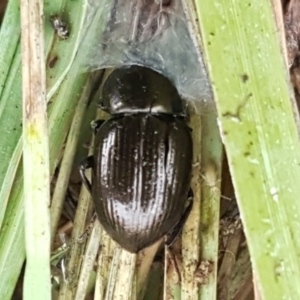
top-left (91, 119), bottom-right (105, 134)
top-left (165, 190), bottom-right (193, 246)
top-left (79, 156), bottom-right (94, 194)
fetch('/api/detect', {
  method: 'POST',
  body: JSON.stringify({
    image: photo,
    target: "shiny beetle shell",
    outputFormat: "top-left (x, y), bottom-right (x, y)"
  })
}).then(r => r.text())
top-left (93, 115), bottom-right (192, 252)
top-left (88, 66), bottom-right (193, 253)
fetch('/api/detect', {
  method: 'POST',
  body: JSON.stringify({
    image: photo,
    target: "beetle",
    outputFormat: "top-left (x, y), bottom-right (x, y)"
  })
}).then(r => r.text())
top-left (80, 65), bottom-right (193, 253)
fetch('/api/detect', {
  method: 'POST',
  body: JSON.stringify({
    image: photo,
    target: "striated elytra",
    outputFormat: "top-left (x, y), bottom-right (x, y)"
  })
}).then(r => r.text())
top-left (80, 66), bottom-right (193, 253)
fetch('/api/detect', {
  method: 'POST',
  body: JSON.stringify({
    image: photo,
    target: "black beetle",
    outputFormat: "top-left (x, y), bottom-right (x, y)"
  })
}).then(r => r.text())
top-left (80, 65), bottom-right (193, 253)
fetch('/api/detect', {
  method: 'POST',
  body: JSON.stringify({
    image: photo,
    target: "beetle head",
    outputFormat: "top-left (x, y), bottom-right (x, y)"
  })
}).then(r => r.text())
top-left (100, 65), bottom-right (186, 116)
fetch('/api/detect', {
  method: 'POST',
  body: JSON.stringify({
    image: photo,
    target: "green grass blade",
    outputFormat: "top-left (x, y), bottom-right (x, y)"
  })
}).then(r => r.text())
top-left (0, 48), bottom-right (23, 227)
top-left (163, 3), bottom-right (222, 298)
top-left (180, 115), bottom-right (202, 299)
top-left (199, 111), bottom-right (223, 299)
top-left (0, 0), bottom-right (20, 98)
top-left (196, 0), bottom-right (300, 299)
top-left (21, 0), bottom-right (51, 298)
top-left (0, 0), bottom-right (90, 298)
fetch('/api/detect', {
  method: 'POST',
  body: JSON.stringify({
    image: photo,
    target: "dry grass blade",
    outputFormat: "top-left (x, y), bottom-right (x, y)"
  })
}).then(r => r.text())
top-left (218, 220), bottom-right (243, 299)
top-left (180, 114), bottom-right (202, 300)
top-left (50, 72), bottom-right (100, 241)
top-left (75, 220), bottom-right (102, 300)
top-left (111, 250), bottom-right (137, 300)
top-left (0, 0), bottom-right (94, 298)
top-left (58, 169), bottom-right (93, 299)
top-left (94, 230), bottom-right (116, 299)
top-left (20, 0), bottom-right (51, 299)
top-left (136, 241), bottom-right (162, 299)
